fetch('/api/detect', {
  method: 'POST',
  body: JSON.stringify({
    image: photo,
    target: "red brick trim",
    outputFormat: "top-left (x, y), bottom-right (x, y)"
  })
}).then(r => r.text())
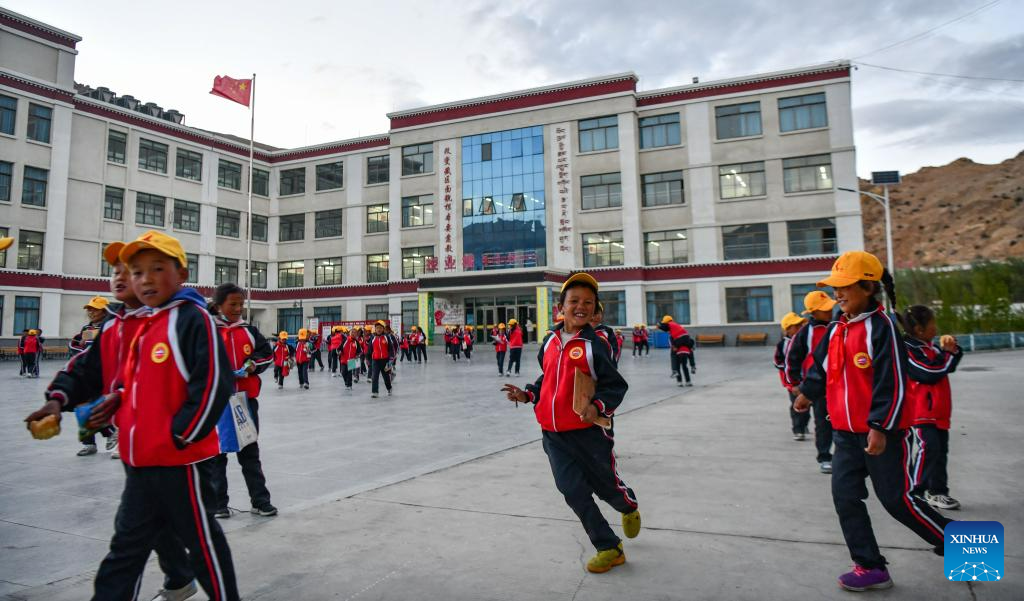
top-left (637, 68), bottom-right (849, 107)
top-left (581, 256), bottom-right (836, 282)
top-left (0, 13), bottom-right (78, 49)
top-left (0, 73), bottom-right (75, 103)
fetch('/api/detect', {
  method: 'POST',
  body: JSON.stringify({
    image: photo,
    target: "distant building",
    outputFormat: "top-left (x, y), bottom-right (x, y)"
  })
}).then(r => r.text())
top-left (0, 7), bottom-right (861, 343)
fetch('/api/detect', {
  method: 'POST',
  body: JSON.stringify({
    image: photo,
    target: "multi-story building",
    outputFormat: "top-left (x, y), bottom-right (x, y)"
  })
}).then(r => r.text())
top-left (0, 7), bottom-right (861, 344)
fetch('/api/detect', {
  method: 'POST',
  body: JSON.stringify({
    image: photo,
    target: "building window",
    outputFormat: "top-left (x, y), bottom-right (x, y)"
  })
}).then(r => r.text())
top-left (216, 207), bottom-right (240, 238)
top-left (510, 193), bottom-right (527, 212)
top-left (639, 113), bottom-right (681, 149)
top-left (315, 209), bottom-right (343, 238)
top-left (579, 115), bottom-right (618, 152)
top-left (214, 257), bottom-right (239, 286)
top-left (251, 214), bottom-right (268, 242)
top-left (641, 170), bottom-right (684, 206)
top-left (279, 213), bottom-right (305, 242)
top-left (14, 296), bottom-right (40, 333)
top-left (365, 304), bottom-right (389, 321)
top-left (314, 305), bottom-right (342, 323)
top-left (104, 187), bottom-right (124, 221)
top-left (719, 161), bottom-right (766, 199)
top-left (107, 130), bottom-right (126, 164)
top-left (716, 101), bottom-right (762, 139)
top-left (581, 173), bottom-right (622, 210)
top-left (779, 93), bottom-right (827, 132)
top-left (218, 160), bottom-right (241, 190)
top-left (783, 154), bottom-right (833, 193)
top-left (791, 283), bottom-right (817, 314)
top-left (462, 198), bottom-right (473, 217)
top-left (401, 300), bottom-right (418, 331)
top-left (644, 229), bottom-right (689, 265)
top-left (138, 138), bottom-right (168, 173)
top-left (173, 199), bottom-right (201, 232)
top-left (0, 226), bottom-right (7, 266)
top-left (280, 167), bottom-right (305, 196)
top-left (367, 155), bottom-right (389, 184)
top-left (481, 142), bottom-right (492, 162)
top-left (17, 230), bottom-right (44, 270)
top-left (366, 203), bottom-right (389, 233)
top-left (722, 223), bottom-right (770, 260)
top-left (316, 162), bottom-right (344, 191)
top-left (22, 166), bottom-right (48, 206)
top-left (402, 246), bottom-right (435, 279)
top-left (252, 168), bottom-right (269, 196)
top-left (0, 161), bottom-right (13, 202)
top-left (277, 308), bottom-right (302, 335)
top-left (136, 193), bottom-right (166, 227)
top-left (175, 149), bottom-right (202, 181)
top-left (278, 260), bottom-right (305, 288)
top-left (402, 143), bottom-right (434, 176)
top-left (27, 104), bottom-right (52, 143)
top-left (726, 286), bottom-right (774, 322)
top-left (315, 257), bottom-right (344, 286)
top-left (366, 253), bottom-right (389, 283)
top-left (0, 95), bottom-right (15, 135)
top-left (250, 261), bottom-right (267, 288)
top-left (582, 231), bottom-right (624, 267)
top-left (185, 253), bottom-right (198, 283)
top-left (401, 195), bottom-right (434, 227)
top-left (788, 218), bottom-right (837, 256)
top-left (478, 196), bottom-right (495, 215)
top-left (601, 290), bottom-right (626, 326)
top-left (646, 290), bottom-right (690, 325)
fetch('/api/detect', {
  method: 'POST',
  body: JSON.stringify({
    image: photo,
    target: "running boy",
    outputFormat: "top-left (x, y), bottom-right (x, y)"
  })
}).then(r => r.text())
top-left (775, 312), bottom-right (808, 440)
top-left (272, 332), bottom-right (292, 389)
top-left (502, 273), bottom-right (639, 574)
top-left (785, 290), bottom-right (837, 470)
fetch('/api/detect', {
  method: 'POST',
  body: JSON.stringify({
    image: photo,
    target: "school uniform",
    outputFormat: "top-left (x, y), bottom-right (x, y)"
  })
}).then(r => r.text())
top-left (327, 332), bottom-right (343, 373)
top-left (295, 338), bottom-right (312, 388)
top-left (523, 324), bottom-right (636, 552)
top-left (69, 320), bottom-right (106, 355)
top-left (369, 334), bottom-right (393, 395)
top-left (339, 335), bottom-right (359, 388)
top-left (399, 335), bottom-right (411, 362)
top-left (449, 331), bottom-right (462, 361)
top-left (272, 341), bottom-right (292, 387)
top-left (800, 301), bottom-right (950, 569)
top-left (785, 319), bottom-right (833, 457)
top-left (507, 326), bottom-right (524, 375)
top-left (674, 341), bottom-right (696, 384)
top-left (208, 317), bottom-right (274, 515)
top-left (309, 333), bottom-right (324, 370)
top-left (20, 333), bottom-right (40, 377)
top-left (905, 338), bottom-right (963, 497)
top-left (658, 321), bottom-right (690, 378)
top-left (463, 333), bottom-right (474, 361)
top-left (493, 330), bottom-right (508, 375)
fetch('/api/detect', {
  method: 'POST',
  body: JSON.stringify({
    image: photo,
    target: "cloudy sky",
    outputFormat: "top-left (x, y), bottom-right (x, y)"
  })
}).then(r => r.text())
top-left (11, 0), bottom-right (1024, 176)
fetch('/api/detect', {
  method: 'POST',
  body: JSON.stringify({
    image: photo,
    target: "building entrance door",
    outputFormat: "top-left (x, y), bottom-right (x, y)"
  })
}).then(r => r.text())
top-left (467, 294), bottom-right (537, 343)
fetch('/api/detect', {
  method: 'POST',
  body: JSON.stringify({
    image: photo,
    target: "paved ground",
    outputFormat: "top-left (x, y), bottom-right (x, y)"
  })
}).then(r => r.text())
top-left (1, 345), bottom-right (1021, 600)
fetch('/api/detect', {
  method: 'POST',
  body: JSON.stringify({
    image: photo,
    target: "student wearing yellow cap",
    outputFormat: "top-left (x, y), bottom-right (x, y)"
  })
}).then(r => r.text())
top-left (631, 324), bottom-right (649, 357)
top-left (295, 328), bottom-right (313, 390)
top-left (68, 296), bottom-right (110, 355)
top-left (793, 251), bottom-right (949, 591)
top-left (506, 318), bottom-right (524, 375)
top-left (774, 312), bottom-right (809, 443)
top-left (272, 332), bottom-right (293, 389)
top-left (785, 290), bottom-right (839, 471)
top-left (18, 328), bottom-right (42, 378)
top-left (492, 323), bottom-right (509, 376)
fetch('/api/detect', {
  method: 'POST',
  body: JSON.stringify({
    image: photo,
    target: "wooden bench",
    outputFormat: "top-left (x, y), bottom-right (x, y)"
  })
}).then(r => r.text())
top-left (736, 332), bottom-right (769, 346)
top-left (0, 347), bottom-right (19, 360)
top-left (695, 334), bottom-right (726, 346)
top-left (43, 346), bottom-right (69, 360)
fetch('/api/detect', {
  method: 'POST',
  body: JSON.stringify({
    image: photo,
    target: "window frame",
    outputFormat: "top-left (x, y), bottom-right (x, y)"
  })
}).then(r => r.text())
top-left (21, 166), bottom-right (48, 207)
top-left (316, 161), bottom-right (344, 191)
top-left (172, 199), bottom-right (201, 232)
top-left (279, 167), bottom-right (306, 196)
top-left (580, 172), bottom-right (622, 210)
top-left (185, 253), bottom-right (198, 284)
top-left (216, 207), bottom-right (241, 238)
top-left (787, 218), bottom-right (838, 256)
top-left (107, 129), bottom-right (127, 164)
top-left (250, 260), bottom-right (268, 288)
top-left (719, 161), bottom-right (767, 199)
top-left (366, 203), bottom-right (389, 234)
top-left (175, 148), bottom-right (203, 181)
top-left (138, 138), bottom-right (169, 174)
top-left (218, 160), bottom-right (242, 190)
top-left (726, 286), bottom-right (774, 323)
top-left (26, 103), bottom-right (52, 143)
top-left (135, 193), bottom-right (166, 227)
top-left (252, 168), bottom-right (269, 196)
top-left (644, 229), bottom-right (689, 265)
top-left (582, 230), bottom-right (625, 267)
top-left (251, 214), bottom-right (268, 242)
top-left (401, 143), bottom-right (434, 176)
top-left (401, 195), bottom-right (435, 228)
top-left (782, 154), bottom-right (833, 193)
top-left (715, 101), bottom-right (762, 140)
top-left (17, 230), bottom-right (44, 270)
top-left (314, 257), bottom-right (344, 286)
top-left (278, 213), bottom-right (306, 242)
top-left (314, 209), bottom-right (343, 239)
top-left (0, 160), bottom-right (12, 202)
top-left (639, 113), bottom-right (681, 149)
top-left (722, 223), bottom-right (770, 261)
top-left (104, 186), bottom-right (124, 221)
top-left (14, 296), bottom-right (41, 333)
top-left (778, 92), bottom-right (828, 133)
top-left (214, 256), bottom-right (239, 286)
top-left (366, 155), bottom-right (390, 185)
top-left (366, 253), bottom-right (389, 283)
top-left (578, 115), bottom-right (619, 153)
top-left (641, 170), bottom-right (684, 207)
top-left (277, 260), bottom-right (305, 288)
top-left (0, 94), bottom-right (15, 136)
top-left (646, 290), bottom-right (691, 325)
top-left (402, 245), bottom-right (435, 279)
top-left (365, 304), bottom-right (389, 322)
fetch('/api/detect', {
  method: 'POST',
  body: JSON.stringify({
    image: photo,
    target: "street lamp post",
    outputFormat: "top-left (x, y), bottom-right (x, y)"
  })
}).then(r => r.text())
top-left (840, 170), bottom-right (900, 275)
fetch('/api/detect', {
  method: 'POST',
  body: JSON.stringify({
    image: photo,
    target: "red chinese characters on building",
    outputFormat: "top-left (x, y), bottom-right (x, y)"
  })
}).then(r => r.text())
top-left (440, 146), bottom-right (457, 271)
top-left (555, 127), bottom-right (572, 254)
top-left (425, 256), bottom-right (439, 273)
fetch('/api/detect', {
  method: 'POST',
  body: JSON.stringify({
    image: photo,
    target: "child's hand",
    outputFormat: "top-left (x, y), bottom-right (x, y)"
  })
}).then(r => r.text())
top-left (865, 429), bottom-right (887, 456)
top-left (85, 392), bottom-right (121, 430)
top-left (501, 384), bottom-right (529, 404)
top-left (792, 394), bottom-right (811, 413)
top-left (579, 403), bottom-right (600, 424)
top-left (24, 400), bottom-right (62, 428)
top-left (940, 335), bottom-right (957, 352)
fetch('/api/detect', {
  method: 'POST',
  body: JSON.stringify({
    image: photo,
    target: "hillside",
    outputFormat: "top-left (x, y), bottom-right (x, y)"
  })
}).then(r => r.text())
top-left (860, 151), bottom-right (1024, 268)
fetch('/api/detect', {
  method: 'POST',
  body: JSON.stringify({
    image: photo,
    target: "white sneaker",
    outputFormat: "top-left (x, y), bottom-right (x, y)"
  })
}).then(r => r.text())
top-left (150, 580), bottom-right (198, 601)
top-left (77, 444), bottom-right (98, 456)
top-left (925, 491), bottom-right (961, 510)
top-left (105, 433), bottom-right (119, 451)
top-left (111, 449), bottom-right (120, 460)
top-left (371, 393), bottom-right (378, 398)
top-left (819, 461), bottom-right (832, 474)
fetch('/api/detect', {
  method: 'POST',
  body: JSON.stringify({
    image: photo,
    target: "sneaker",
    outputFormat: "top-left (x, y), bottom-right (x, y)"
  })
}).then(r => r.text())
top-left (251, 504), bottom-right (278, 517)
top-left (105, 433), bottom-right (119, 451)
top-left (678, 382), bottom-right (685, 387)
top-left (586, 543), bottom-right (626, 574)
top-left (213, 508), bottom-right (231, 519)
top-left (111, 449), bottom-right (120, 460)
top-left (345, 386), bottom-right (353, 391)
top-left (792, 433), bottom-right (802, 441)
top-left (691, 366), bottom-right (697, 374)
top-left (77, 444), bottom-right (98, 456)
top-left (150, 579), bottom-right (198, 601)
top-left (372, 393), bottom-right (379, 398)
top-left (304, 384), bottom-right (310, 389)
top-left (925, 491), bottom-right (961, 510)
top-left (796, 432), bottom-right (807, 441)
top-left (820, 461), bottom-right (832, 474)
top-left (685, 382), bottom-right (693, 387)
top-left (837, 564), bottom-right (892, 592)
top-left (622, 510), bottom-right (641, 539)
top-left (278, 384), bottom-right (283, 389)
top-left (387, 390), bottom-right (392, 396)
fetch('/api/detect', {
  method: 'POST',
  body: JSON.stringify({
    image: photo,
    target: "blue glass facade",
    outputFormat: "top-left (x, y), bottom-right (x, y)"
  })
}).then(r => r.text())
top-left (461, 126), bottom-right (546, 270)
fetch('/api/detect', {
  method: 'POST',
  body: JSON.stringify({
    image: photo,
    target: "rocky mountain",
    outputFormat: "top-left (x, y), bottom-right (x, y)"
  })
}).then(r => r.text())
top-left (859, 151), bottom-right (1024, 268)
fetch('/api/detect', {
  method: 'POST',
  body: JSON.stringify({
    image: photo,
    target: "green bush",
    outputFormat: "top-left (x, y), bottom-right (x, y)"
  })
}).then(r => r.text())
top-left (895, 259), bottom-right (1024, 334)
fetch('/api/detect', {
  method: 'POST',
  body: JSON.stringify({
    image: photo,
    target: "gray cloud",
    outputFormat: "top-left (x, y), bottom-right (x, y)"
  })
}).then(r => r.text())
top-left (856, 98), bottom-right (1024, 146)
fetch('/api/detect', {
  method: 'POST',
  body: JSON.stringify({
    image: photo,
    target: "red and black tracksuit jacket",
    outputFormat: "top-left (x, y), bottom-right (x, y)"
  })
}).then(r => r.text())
top-left (905, 339), bottom-right (962, 430)
top-left (493, 332), bottom-right (508, 352)
top-left (369, 334), bottom-right (393, 360)
top-left (593, 324), bottom-right (620, 364)
top-left (272, 341), bottom-right (293, 367)
top-left (773, 336), bottom-right (792, 389)
top-left (508, 327), bottom-right (524, 349)
top-left (68, 319), bottom-right (106, 354)
top-left (783, 318), bottom-right (830, 389)
top-left (215, 317), bottom-right (272, 400)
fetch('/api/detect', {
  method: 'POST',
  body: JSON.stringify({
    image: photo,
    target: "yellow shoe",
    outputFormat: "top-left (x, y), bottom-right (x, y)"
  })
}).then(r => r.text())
top-left (622, 509), bottom-right (641, 539)
top-left (586, 543), bottom-right (625, 573)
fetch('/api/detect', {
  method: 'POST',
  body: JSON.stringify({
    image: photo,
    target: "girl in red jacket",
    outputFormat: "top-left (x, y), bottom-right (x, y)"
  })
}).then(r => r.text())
top-left (502, 273), bottom-right (639, 575)
top-left (272, 333), bottom-right (292, 389)
top-left (493, 323), bottom-right (508, 376)
top-left (795, 252), bottom-right (949, 592)
top-left (902, 305), bottom-right (963, 510)
top-left (339, 327), bottom-right (360, 389)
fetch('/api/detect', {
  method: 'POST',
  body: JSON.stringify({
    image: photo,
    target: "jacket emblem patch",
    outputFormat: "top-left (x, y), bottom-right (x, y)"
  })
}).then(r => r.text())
top-left (853, 351), bottom-right (871, 369)
top-left (243, 343), bottom-right (252, 355)
top-left (568, 346), bottom-right (584, 360)
top-left (151, 342), bottom-right (170, 364)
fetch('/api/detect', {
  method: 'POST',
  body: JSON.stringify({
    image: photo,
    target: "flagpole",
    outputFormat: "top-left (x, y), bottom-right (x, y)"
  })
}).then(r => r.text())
top-left (245, 73), bottom-right (255, 323)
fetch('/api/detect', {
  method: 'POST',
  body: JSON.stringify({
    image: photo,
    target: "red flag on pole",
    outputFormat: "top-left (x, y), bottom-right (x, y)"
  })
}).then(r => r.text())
top-left (210, 75), bottom-right (252, 107)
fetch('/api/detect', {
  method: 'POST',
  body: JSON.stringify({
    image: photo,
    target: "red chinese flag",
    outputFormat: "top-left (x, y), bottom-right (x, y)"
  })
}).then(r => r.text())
top-left (210, 75), bottom-right (251, 107)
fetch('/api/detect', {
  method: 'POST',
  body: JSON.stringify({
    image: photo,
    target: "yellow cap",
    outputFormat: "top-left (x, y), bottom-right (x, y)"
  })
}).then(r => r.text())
top-left (376, 320), bottom-right (386, 327)
top-left (780, 312), bottom-right (807, 331)
top-left (498, 323), bottom-right (506, 329)
top-left (508, 318), bottom-right (518, 325)
top-left (278, 331), bottom-right (288, 340)
top-left (103, 241), bottom-right (126, 266)
top-left (802, 290), bottom-right (838, 315)
top-left (560, 272), bottom-right (599, 295)
top-left (0, 237), bottom-right (13, 252)
top-left (661, 315), bottom-right (673, 324)
top-left (120, 230), bottom-right (188, 268)
top-left (411, 325), bottom-right (418, 331)
top-left (817, 251), bottom-right (884, 288)
top-left (555, 314), bottom-right (564, 322)
top-left (84, 296), bottom-right (110, 310)
top-left (341, 326), bottom-right (349, 333)
top-left (29, 329), bottom-right (39, 335)
top-left (467, 325), bottom-right (474, 330)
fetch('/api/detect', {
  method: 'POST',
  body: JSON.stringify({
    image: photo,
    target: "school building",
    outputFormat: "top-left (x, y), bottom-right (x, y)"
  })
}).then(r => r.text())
top-left (0, 7), bottom-right (862, 345)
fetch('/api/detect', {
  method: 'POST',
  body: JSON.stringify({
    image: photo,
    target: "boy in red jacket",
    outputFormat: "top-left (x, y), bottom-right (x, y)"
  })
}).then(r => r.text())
top-left (272, 332), bottom-right (292, 389)
top-left (785, 290), bottom-right (837, 471)
top-left (503, 273), bottom-right (639, 574)
top-left (368, 320), bottom-right (394, 398)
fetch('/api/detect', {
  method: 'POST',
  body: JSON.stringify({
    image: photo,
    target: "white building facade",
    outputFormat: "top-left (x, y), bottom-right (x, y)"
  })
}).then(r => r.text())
top-left (0, 8), bottom-right (861, 344)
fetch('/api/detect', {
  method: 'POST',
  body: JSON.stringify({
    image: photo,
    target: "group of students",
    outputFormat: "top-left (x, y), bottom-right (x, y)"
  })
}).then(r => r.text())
top-left (490, 320), bottom-right (525, 376)
top-left (15, 327), bottom-right (45, 378)
top-left (442, 326), bottom-right (476, 362)
top-left (771, 250), bottom-right (965, 592)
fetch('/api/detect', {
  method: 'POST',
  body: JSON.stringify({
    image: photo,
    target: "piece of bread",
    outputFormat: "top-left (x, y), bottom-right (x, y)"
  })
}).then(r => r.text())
top-left (940, 335), bottom-right (955, 348)
top-left (30, 414), bottom-right (61, 440)
top-left (573, 368), bottom-right (611, 429)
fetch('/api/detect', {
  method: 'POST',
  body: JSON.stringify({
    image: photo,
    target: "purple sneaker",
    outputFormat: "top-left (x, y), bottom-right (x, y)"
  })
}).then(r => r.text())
top-left (838, 565), bottom-right (893, 592)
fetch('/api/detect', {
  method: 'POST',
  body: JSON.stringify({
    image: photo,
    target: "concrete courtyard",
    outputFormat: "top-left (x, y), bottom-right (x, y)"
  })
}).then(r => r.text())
top-left (1, 345), bottom-right (1021, 600)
